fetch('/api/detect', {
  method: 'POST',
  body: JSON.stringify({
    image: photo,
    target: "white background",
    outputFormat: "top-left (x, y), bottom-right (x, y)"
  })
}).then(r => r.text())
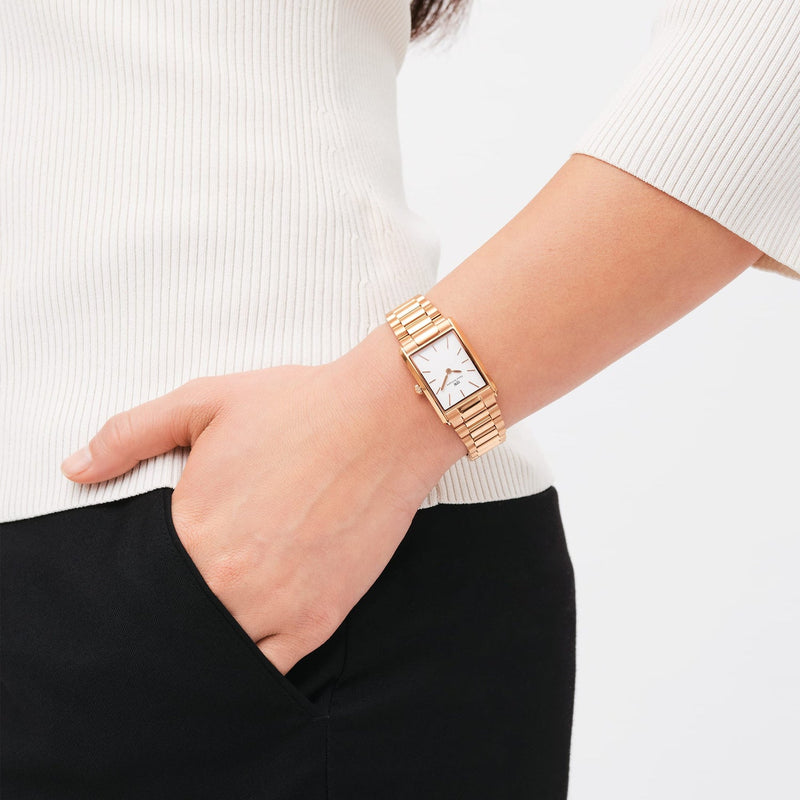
top-left (397, 1), bottom-right (800, 797)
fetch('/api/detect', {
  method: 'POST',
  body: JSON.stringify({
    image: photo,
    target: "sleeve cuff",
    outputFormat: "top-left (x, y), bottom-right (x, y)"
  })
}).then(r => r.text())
top-left (571, 0), bottom-right (800, 281)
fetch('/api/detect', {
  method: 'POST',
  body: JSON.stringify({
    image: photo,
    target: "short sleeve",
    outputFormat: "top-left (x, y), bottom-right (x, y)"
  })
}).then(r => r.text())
top-left (571, 0), bottom-right (800, 281)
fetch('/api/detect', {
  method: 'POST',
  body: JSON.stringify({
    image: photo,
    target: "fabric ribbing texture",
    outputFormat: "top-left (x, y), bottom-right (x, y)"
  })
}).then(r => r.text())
top-left (0, 0), bottom-right (554, 522)
top-left (572, 0), bottom-right (800, 281)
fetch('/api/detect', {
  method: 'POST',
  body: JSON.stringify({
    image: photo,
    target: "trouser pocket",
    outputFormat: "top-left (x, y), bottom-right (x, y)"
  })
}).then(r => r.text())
top-left (157, 486), bottom-right (345, 720)
top-left (0, 487), bottom-right (343, 798)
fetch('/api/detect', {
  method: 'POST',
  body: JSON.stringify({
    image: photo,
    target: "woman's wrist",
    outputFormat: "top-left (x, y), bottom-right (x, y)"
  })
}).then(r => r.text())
top-left (332, 321), bottom-right (466, 495)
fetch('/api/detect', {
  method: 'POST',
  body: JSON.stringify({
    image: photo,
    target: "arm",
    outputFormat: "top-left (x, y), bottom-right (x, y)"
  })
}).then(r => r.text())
top-left (58, 152), bottom-right (764, 677)
top-left (343, 0), bottom-right (800, 484)
top-left (57, 143), bottom-right (764, 678)
top-left (61, 1), bottom-right (791, 675)
top-left (337, 153), bottom-right (764, 487)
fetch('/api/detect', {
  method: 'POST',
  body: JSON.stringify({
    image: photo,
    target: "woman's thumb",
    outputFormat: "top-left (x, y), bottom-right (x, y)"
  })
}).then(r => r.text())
top-left (60, 377), bottom-right (219, 483)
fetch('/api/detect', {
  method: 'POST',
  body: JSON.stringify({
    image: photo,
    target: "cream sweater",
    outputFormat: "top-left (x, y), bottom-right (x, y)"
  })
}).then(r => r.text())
top-left (1, 0), bottom-right (798, 523)
top-left (574, 0), bottom-right (800, 283)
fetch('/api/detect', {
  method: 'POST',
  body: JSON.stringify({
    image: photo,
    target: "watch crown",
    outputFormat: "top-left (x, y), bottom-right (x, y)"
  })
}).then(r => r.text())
top-left (414, 383), bottom-right (423, 394)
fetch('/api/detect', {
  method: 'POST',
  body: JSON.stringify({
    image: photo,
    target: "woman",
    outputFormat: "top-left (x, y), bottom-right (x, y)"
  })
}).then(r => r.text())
top-left (1, 0), bottom-right (797, 797)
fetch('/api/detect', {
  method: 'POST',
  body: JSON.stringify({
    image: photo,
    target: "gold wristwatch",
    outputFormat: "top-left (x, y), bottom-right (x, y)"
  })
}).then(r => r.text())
top-left (385, 294), bottom-right (506, 461)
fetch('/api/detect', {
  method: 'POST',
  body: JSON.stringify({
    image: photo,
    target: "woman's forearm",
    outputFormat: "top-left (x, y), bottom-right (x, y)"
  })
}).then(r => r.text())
top-left (336, 153), bottom-right (764, 486)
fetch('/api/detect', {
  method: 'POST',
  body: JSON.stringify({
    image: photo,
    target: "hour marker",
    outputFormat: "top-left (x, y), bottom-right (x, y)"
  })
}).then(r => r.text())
top-left (468, 381), bottom-right (480, 388)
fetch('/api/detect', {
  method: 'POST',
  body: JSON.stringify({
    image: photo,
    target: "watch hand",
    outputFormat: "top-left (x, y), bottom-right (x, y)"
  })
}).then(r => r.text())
top-left (439, 374), bottom-right (449, 392)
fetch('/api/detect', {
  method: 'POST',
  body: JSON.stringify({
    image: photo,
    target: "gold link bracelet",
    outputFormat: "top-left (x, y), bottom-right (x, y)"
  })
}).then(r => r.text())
top-left (385, 294), bottom-right (506, 461)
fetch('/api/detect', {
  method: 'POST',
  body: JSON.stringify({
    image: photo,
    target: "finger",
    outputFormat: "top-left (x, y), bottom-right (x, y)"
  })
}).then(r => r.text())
top-left (256, 634), bottom-right (299, 677)
top-left (60, 377), bottom-right (222, 483)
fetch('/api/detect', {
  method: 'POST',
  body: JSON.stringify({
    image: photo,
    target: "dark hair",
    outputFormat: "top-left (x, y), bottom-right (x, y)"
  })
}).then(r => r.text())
top-left (410, 0), bottom-right (473, 44)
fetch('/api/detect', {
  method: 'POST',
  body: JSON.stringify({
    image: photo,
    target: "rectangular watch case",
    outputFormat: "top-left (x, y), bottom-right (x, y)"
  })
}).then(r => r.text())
top-left (398, 318), bottom-right (498, 426)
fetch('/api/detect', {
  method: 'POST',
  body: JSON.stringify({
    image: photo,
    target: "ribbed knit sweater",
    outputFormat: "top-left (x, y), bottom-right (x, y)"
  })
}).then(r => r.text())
top-left (1, 0), bottom-right (798, 523)
top-left (574, 0), bottom-right (800, 283)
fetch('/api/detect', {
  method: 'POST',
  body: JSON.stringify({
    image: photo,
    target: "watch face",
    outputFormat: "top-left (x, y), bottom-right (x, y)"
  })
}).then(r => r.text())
top-left (410, 330), bottom-right (487, 411)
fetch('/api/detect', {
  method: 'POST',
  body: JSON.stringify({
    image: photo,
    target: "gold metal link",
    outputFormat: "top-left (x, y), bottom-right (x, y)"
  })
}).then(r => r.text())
top-left (386, 293), bottom-right (506, 461)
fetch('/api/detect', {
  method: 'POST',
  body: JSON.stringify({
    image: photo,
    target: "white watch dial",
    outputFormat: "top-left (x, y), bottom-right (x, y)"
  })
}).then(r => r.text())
top-left (410, 330), bottom-right (487, 411)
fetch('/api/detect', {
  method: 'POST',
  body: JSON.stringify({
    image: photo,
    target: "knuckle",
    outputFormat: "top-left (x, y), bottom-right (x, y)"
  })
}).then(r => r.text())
top-left (175, 376), bottom-right (224, 438)
top-left (265, 634), bottom-right (309, 675)
top-left (97, 412), bottom-right (136, 455)
top-left (182, 375), bottom-right (213, 397)
top-left (295, 600), bottom-right (342, 642)
top-left (203, 547), bottom-right (249, 596)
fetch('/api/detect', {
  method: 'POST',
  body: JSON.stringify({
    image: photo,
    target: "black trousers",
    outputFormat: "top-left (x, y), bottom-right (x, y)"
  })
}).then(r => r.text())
top-left (1, 485), bottom-right (576, 799)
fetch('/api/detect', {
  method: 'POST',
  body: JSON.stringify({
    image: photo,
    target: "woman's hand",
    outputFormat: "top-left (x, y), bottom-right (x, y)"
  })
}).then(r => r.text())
top-left (59, 327), bottom-right (464, 675)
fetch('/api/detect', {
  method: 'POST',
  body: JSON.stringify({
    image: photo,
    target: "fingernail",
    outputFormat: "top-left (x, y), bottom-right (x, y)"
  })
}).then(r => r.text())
top-left (61, 445), bottom-right (93, 477)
